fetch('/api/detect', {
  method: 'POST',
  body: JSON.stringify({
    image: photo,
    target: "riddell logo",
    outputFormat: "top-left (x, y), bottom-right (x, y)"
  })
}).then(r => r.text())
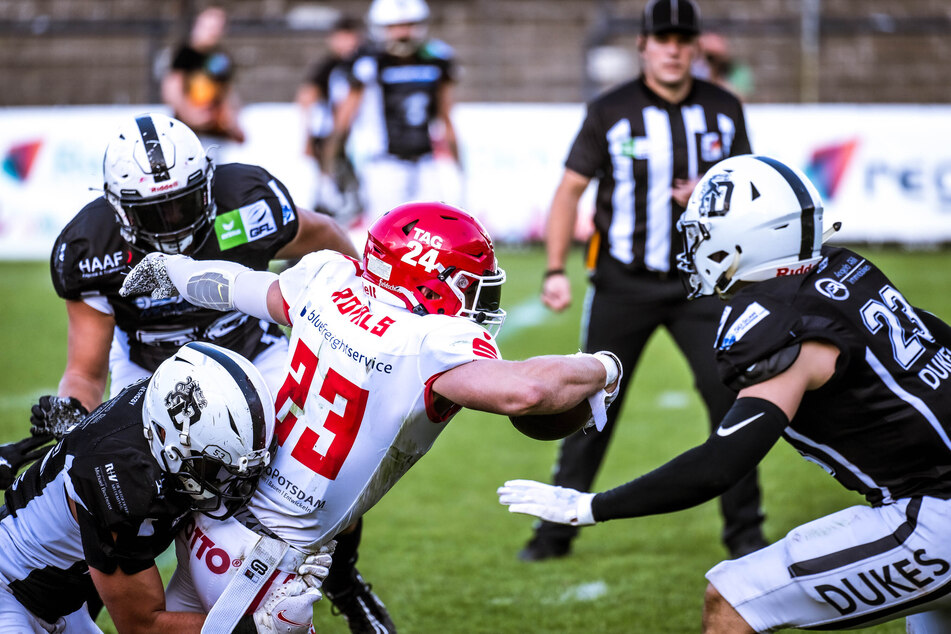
top-left (150, 180), bottom-right (179, 193)
top-left (805, 139), bottom-right (858, 200)
top-left (776, 263), bottom-right (816, 277)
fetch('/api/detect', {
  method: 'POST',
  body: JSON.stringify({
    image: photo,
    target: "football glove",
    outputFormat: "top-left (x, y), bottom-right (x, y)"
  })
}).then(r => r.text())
top-left (0, 434), bottom-right (55, 489)
top-left (297, 541), bottom-right (335, 590)
top-left (497, 479), bottom-right (596, 527)
top-left (119, 252), bottom-right (180, 299)
top-left (252, 579), bottom-right (321, 634)
top-left (30, 395), bottom-right (88, 439)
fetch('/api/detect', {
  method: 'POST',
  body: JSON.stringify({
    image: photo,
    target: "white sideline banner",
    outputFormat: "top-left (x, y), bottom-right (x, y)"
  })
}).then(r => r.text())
top-left (2, 102), bottom-right (951, 260)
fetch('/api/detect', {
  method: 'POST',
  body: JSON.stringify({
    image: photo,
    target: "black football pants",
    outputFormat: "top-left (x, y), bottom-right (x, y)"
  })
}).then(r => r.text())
top-left (534, 272), bottom-right (765, 552)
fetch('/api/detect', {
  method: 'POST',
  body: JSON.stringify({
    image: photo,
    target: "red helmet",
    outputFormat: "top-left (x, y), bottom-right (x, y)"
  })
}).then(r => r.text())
top-left (363, 202), bottom-right (506, 333)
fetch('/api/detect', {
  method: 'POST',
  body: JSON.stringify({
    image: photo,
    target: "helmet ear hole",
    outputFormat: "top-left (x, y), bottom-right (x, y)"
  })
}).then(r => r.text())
top-left (708, 250), bottom-right (729, 263)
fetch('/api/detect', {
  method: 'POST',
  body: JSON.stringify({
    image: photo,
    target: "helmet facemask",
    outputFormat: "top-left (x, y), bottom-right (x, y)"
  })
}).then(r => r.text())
top-left (161, 441), bottom-right (271, 520)
top-left (441, 265), bottom-right (506, 335)
top-left (113, 163), bottom-right (216, 255)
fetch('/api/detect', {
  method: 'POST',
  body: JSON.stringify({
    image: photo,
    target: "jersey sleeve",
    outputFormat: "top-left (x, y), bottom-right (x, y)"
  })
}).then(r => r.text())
top-left (564, 103), bottom-right (606, 179)
top-left (209, 164), bottom-right (301, 259)
top-left (68, 450), bottom-right (171, 575)
top-left (715, 287), bottom-right (845, 390)
top-left (278, 250), bottom-right (350, 325)
top-left (418, 318), bottom-right (502, 381)
top-left (420, 39), bottom-right (458, 82)
top-left (50, 199), bottom-right (129, 302)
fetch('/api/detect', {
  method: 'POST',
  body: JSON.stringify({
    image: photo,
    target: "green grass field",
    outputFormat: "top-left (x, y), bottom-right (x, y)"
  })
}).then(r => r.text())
top-left (3, 245), bottom-right (949, 633)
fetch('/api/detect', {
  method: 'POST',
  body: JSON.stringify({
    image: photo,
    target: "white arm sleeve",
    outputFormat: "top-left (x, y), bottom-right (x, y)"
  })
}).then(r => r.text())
top-left (164, 256), bottom-right (278, 322)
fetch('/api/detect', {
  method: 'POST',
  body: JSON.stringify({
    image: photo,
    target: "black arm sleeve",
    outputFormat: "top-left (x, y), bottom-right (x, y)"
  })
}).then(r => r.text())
top-left (591, 397), bottom-right (788, 522)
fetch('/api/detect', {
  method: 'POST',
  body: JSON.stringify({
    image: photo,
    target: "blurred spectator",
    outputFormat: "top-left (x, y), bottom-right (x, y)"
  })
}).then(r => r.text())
top-left (161, 6), bottom-right (245, 143)
top-left (693, 32), bottom-right (755, 99)
top-left (325, 0), bottom-right (463, 225)
top-left (296, 15), bottom-right (364, 223)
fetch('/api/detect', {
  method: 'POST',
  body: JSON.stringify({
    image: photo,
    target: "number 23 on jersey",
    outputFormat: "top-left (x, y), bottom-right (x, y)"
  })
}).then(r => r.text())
top-left (273, 339), bottom-right (369, 480)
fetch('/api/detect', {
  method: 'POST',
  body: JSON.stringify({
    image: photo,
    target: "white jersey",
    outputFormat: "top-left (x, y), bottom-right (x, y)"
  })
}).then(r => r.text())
top-left (249, 250), bottom-right (500, 550)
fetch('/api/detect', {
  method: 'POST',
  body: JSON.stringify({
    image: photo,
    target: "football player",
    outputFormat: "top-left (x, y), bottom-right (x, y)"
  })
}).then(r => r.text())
top-left (499, 154), bottom-right (951, 632)
top-left (323, 0), bottom-right (462, 224)
top-left (0, 342), bottom-right (322, 632)
top-left (118, 201), bottom-right (622, 632)
top-left (28, 111), bottom-right (386, 630)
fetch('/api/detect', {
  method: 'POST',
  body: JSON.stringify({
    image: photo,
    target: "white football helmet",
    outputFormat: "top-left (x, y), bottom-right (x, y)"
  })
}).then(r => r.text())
top-left (676, 154), bottom-right (829, 299)
top-left (367, 0), bottom-right (430, 56)
top-left (103, 113), bottom-right (216, 255)
top-left (143, 342), bottom-right (275, 519)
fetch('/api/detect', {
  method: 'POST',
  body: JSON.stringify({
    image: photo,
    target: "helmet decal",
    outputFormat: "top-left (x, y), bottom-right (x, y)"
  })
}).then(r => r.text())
top-left (186, 341), bottom-right (269, 450)
top-left (164, 376), bottom-right (206, 433)
top-left (697, 172), bottom-right (735, 218)
top-left (135, 114), bottom-right (171, 183)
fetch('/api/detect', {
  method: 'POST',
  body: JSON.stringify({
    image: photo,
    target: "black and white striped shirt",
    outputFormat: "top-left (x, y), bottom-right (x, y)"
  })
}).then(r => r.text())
top-left (566, 76), bottom-right (751, 273)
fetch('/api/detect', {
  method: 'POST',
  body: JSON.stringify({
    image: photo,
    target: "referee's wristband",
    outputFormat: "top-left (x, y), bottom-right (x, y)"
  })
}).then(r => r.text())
top-left (543, 269), bottom-right (566, 279)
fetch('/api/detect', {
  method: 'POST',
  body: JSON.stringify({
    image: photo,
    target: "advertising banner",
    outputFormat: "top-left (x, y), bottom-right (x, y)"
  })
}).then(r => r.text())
top-left (2, 103), bottom-right (950, 259)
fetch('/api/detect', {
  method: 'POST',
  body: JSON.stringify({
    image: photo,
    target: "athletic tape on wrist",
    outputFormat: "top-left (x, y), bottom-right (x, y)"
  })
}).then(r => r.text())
top-left (592, 351), bottom-right (621, 388)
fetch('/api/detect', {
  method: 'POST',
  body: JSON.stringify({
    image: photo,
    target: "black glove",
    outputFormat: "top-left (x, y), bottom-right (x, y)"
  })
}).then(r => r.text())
top-left (30, 395), bottom-right (88, 439)
top-left (0, 433), bottom-right (54, 489)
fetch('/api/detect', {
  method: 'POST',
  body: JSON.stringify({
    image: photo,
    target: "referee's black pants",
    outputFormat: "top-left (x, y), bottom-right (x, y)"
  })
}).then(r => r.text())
top-left (534, 269), bottom-right (765, 553)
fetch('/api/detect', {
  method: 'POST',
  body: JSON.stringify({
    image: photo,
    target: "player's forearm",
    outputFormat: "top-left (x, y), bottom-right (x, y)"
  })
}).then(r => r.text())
top-left (591, 398), bottom-right (786, 521)
top-left (445, 356), bottom-right (608, 416)
top-left (57, 373), bottom-right (105, 414)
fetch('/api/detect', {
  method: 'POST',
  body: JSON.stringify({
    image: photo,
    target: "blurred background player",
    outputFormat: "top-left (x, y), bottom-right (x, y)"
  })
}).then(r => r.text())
top-left (296, 14), bottom-right (365, 227)
top-left (120, 201), bottom-right (623, 634)
top-left (324, 0), bottom-right (463, 227)
top-left (500, 154), bottom-right (951, 633)
top-left (521, 0), bottom-right (767, 562)
top-left (161, 6), bottom-right (246, 144)
top-left (27, 112), bottom-right (375, 631)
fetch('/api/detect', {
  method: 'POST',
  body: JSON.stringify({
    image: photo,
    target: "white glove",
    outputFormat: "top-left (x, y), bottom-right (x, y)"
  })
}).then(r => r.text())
top-left (119, 252), bottom-right (181, 299)
top-left (584, 351), bottom-right (623, 432)
top-left (252, 579), bottom-right (320, 634)
top-left (297, 541), bottom-right (335, 590)
top-left (497, 479), bottom-right (596, 526)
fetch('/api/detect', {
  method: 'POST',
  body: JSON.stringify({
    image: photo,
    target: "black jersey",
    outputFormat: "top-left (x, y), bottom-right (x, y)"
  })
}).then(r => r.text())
top-left (567, 77), bottom-right (750, 274)
top-left (0, 381), bottom-right (191, 623)
top-left (349, 40), bottom-right (456, 159)
top-left (715, 247), bottom-right (951, 505)
top-left (51, 163), bottom-right (298, 371)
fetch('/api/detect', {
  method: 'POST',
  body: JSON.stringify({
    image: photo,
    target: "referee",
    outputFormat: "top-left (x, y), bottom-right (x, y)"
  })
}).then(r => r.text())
top-left (520, 0), bottom-right (767, 561)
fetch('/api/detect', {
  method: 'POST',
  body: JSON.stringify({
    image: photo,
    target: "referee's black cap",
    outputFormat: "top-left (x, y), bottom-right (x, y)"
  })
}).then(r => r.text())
top-left (641, 0), bottom-right (701, 36)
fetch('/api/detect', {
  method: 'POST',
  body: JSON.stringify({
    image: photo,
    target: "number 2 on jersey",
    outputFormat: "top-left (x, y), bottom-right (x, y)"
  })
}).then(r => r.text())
top-left (861, 284), bottom-right (934, 369)
top-left (274, 339), bottom-right (369, 479)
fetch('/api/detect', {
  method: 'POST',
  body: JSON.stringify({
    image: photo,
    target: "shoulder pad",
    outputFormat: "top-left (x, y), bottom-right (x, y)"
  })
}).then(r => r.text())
top-left (420, 39), bottom-right (454, 60)
top-left (51, 199), bottom-right (129, 300)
